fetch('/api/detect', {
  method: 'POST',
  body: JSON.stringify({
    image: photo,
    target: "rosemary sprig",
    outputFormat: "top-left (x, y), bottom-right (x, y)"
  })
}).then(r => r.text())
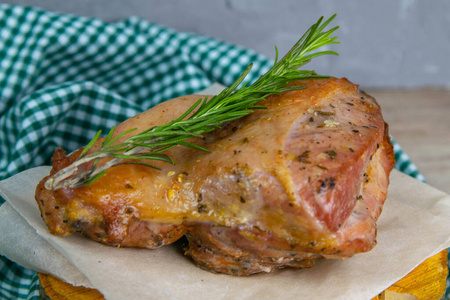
top-left (45, 14), bottom-right (339, 190)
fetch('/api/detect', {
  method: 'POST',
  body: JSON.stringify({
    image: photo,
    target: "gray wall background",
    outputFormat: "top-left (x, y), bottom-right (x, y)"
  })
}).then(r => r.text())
top-left (3, 0), bottom-right (450, 88)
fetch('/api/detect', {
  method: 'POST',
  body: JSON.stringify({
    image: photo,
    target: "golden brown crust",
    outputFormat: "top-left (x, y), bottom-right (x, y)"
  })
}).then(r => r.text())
top-left (35, 78), bottom-right (395, 275)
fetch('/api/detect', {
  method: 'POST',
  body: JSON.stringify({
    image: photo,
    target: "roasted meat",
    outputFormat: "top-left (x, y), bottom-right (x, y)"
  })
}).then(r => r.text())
top-left (35, 78), bottom-right (395, 275)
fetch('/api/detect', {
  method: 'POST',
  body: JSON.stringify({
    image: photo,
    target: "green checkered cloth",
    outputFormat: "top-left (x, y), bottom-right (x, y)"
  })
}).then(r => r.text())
top-left (0, 4), bottom-right (432, 300)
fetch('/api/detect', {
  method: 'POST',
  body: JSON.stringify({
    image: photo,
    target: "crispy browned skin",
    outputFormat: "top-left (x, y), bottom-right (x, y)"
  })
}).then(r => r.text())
top-left (35, 78), bottom-right (395, 275)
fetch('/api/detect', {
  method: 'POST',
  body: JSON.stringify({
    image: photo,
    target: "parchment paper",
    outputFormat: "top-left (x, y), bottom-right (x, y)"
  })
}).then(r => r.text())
top-left (1, 167), bottom-right (450, 300)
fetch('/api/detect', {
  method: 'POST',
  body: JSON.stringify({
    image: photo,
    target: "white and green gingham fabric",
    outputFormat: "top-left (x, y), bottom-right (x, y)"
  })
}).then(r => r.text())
top-left (0, 5), bottom-right (434, 300)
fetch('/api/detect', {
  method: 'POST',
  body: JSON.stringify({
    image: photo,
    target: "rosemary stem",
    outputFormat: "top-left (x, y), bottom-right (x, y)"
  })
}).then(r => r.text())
top-left (45, 14), bottom-right (339, 190)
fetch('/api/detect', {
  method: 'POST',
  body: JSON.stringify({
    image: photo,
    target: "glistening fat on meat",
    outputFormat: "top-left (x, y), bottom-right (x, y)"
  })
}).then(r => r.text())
top-left (35, 78), bottom-right (394, 275)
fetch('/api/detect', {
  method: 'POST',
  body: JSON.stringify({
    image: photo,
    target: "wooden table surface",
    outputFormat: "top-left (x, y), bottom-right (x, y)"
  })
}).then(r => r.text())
top-left (367, 88), bottom-right (450, 195)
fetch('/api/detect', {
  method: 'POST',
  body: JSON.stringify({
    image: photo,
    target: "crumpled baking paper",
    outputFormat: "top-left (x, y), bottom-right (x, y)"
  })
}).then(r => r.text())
top-left (1, 166), bottom-right (450, 300)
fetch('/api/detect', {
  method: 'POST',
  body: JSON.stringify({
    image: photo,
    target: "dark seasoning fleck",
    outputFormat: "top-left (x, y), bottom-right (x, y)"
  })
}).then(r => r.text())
top-left (316, 164), bottom-right (328, 170)
top-left (325, 150), bottom-right (337, 159)
top-left (198, 204), bottom-right (208, 213)
top-left (315, 110), bottom-right (335, 116)
top-left (297, 150), bottom-right (310, 163)
top-left (317, 177), bottom-right (336, 194)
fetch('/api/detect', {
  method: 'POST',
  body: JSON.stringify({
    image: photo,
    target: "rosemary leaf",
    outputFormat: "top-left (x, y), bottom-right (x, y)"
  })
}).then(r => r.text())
top-left (45, 14), bottom-right (340, 190)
